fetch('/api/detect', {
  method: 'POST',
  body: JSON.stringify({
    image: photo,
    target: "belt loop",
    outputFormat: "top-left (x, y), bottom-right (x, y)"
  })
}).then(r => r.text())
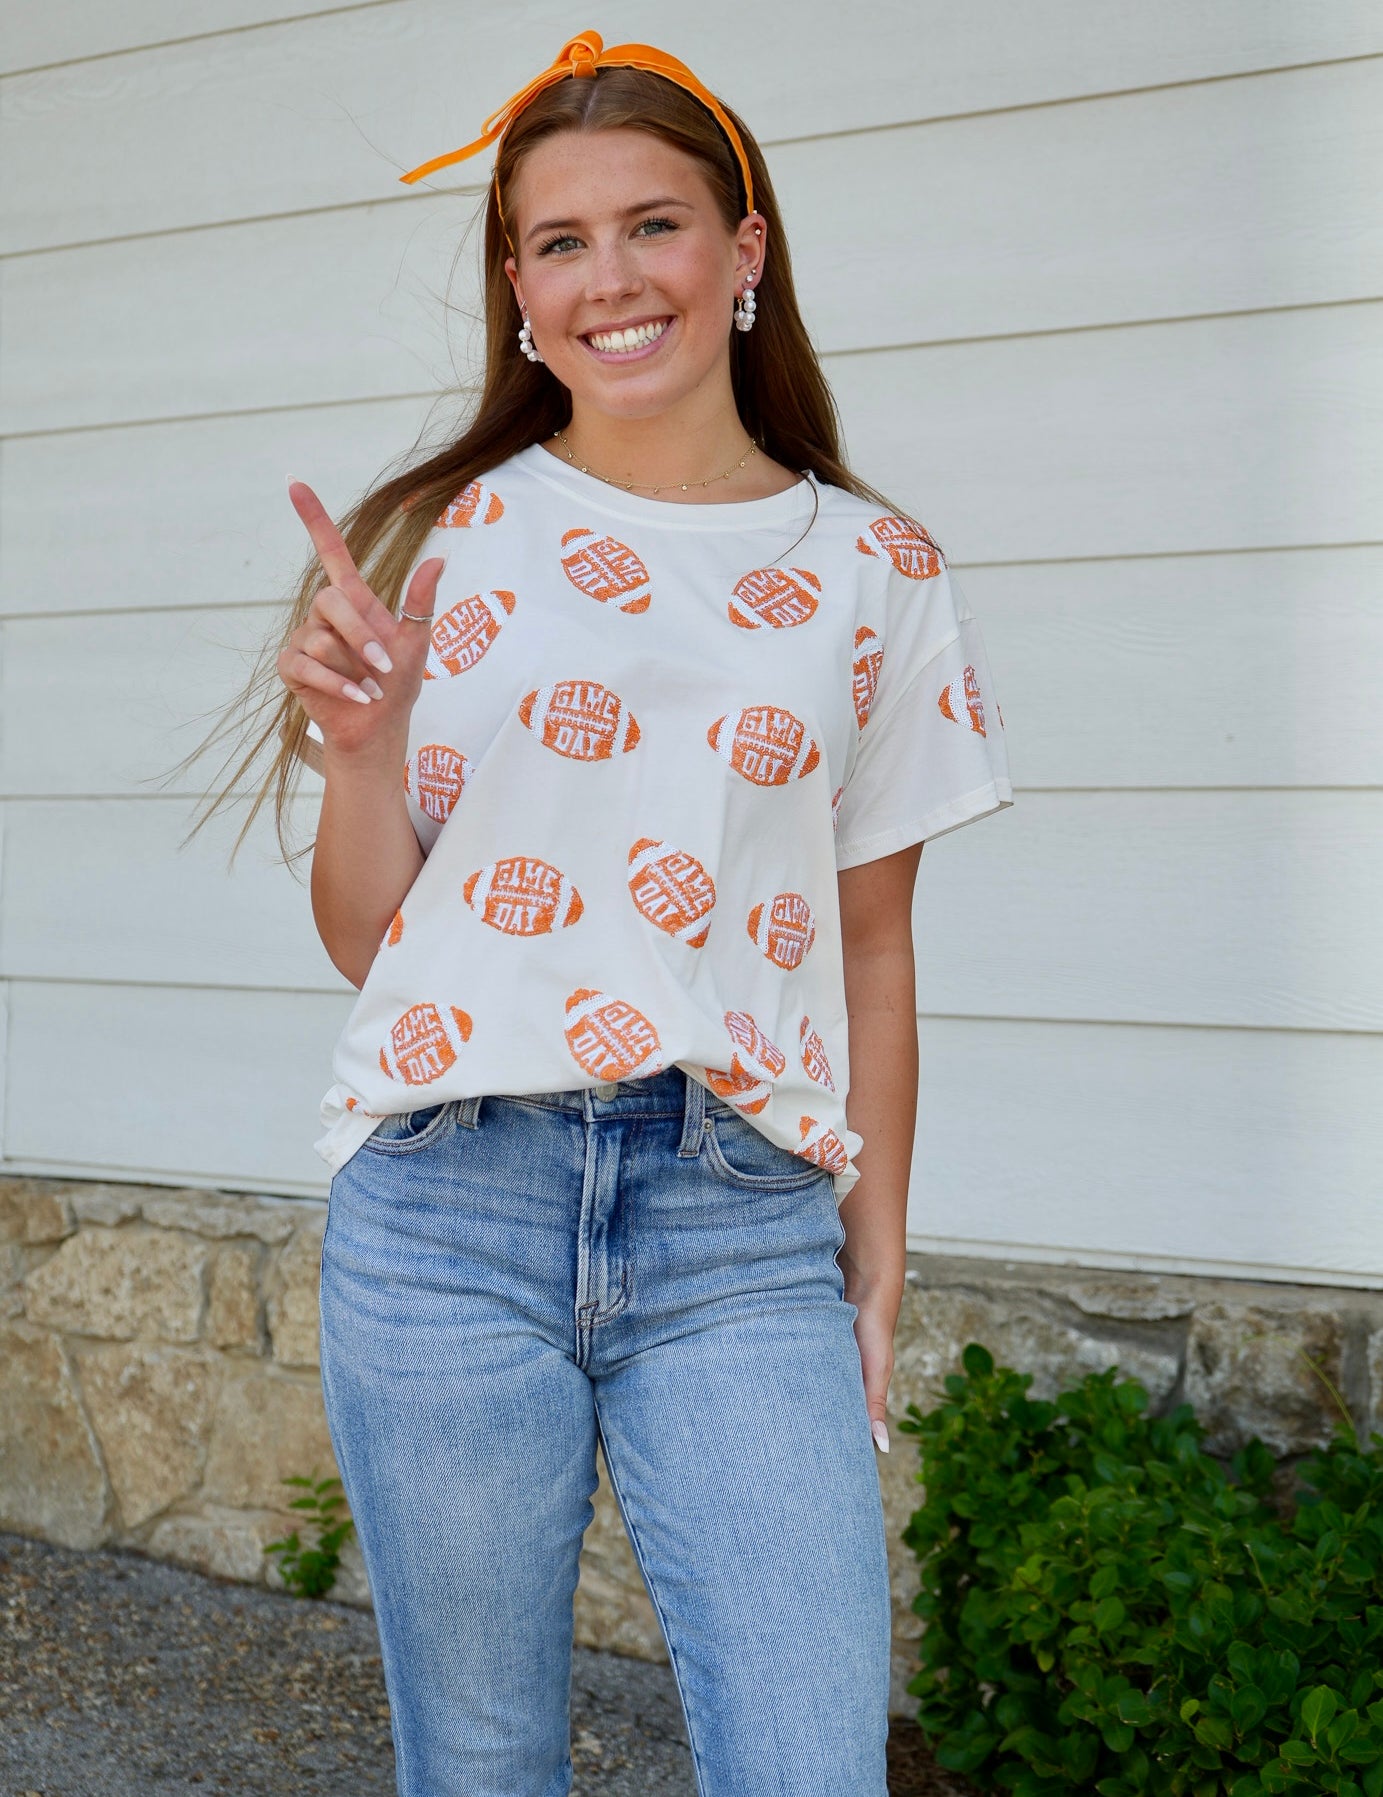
top-left (457, 1094), bottom-right (483, 1130)
top-left (677, 1069), bottom-right (706, 1156)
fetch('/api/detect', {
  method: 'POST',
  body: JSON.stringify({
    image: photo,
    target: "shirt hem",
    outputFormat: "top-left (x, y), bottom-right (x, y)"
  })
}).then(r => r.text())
top-left (833, 779), bottom-right (1014, 870)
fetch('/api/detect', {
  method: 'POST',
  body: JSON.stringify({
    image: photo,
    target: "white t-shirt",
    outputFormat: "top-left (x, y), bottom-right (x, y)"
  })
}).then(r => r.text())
top-left (313, 441), bottom-right (1013, 1201)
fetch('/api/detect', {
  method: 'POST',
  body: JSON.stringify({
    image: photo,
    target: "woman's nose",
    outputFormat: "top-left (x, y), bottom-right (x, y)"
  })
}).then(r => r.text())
top-left (583, 243), bottom-right (641, 300)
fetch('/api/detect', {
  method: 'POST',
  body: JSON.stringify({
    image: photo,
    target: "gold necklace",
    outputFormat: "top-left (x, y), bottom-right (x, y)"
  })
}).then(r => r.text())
top-left (550, 427), bottom-right (759, 495)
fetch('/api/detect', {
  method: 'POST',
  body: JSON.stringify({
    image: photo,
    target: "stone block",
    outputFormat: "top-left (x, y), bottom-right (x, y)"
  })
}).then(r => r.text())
top-left (22, 1226), bottom-right (207, 1342)
top-left (890, 1283), bottom-right (1181, 1418)
top-left (1369, 1327), bottom-right (1383, 1444)
top-left (574, 1445), bottom-right (666, 1662)
top-left (147, 1505), bottom-right (288, 1585)
top-left (68, 1184), bottom-right (146, 1227)
top-left (140, 1191), bottom-right (302, 1245)
top-left (267, 1222), bottom-right (325, 1368)
top-left (1184, 1302), bottom-right (1345, 1456)
top-left (0, 1322), bottom-right (109, 1548)
top-left (0, 1184), bottom-right (74, 1244)
top-left (207, 1245), bottom-right (263, 1352)
top-left (72, 1344), bottom-right (215, 1530)
top-left (0, 1243), bottom-right (24, 1296)
top-left (201, 1363), bottom-right (338, 1510)
top-left (1063, 1277), bottom-right (1197, 1322)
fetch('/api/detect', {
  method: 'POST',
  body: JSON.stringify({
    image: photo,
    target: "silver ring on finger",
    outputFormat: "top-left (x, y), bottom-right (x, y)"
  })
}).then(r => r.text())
top-left (399, 609), bottom-right (433, 623)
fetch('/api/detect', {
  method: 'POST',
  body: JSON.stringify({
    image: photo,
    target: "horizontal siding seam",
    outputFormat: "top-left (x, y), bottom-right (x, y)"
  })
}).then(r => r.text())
top-left (5, 50), bottom-right (1382, 256)
top-left (7, 543), bottom-right (1383, 614)
top-left (4, 296), bottom-right (1382, 444)
top-left (2, 973), bottom-right (1381, 1036)
top-left (0, 0), bottom-right (400, 80)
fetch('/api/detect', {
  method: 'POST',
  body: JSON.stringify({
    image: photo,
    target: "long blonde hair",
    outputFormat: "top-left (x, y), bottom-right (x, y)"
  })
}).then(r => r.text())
top-left (169, 65), bottom-right (937, 873)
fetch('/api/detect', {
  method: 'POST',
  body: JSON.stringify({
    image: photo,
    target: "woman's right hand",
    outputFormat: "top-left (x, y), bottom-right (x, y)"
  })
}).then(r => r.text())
top-left (277, 477), bottom-right (446, 763)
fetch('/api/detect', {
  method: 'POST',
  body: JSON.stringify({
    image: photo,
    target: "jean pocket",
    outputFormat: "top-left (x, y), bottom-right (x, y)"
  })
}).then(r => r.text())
top-left (702, 1105), bottom-right (832, 1191)
top-left (360, 1101), bottom-right (454, 1155)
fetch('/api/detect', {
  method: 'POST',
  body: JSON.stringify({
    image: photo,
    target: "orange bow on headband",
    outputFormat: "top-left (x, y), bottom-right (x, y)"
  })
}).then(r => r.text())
top-left (398, 29), bottom-right (755, 239)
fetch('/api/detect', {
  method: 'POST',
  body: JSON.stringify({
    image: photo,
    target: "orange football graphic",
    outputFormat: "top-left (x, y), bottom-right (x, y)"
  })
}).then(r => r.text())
top-left (799, 1016), bottom-right (836, 1091)
top-left (403, 741), bottom-right (474, 824)
top-left (436, 479), bottom-right (504, 528)
top-left (727, 566), bottom-right (821, 630)
top-left (564, 988), bottom-right (663, 1082)
top-left (518, 678), bottom-right (641, 760)
top-left (852, 626), bottom-right (884, 728)
top-left (706, 704), bottom-right (820, 786)
top-left (704, 1061), bottom-right (773, 1114)
top-left (723, 1010), bottom-right (787, 1081)
top-left (378, 1001), bottom-right (473, 1086)
top-left (384, 909), bottom-right (405, 947)
top-left (424, 590), bottom-right (516, 679)
top-left (797, 1114), bottom-right (849, 1174)
top-left (746, 892), bottom-right (817, 971)
top-left (855, 515), bottom-right (942, 580)
top-left (938, 664), bottom-right (987, 737)
top-left (560, 527), bottom-right (652, 613)
top-left (462, 855), bottom-right (583, 936)
top-left (627, 838), bottom-right (717, 947)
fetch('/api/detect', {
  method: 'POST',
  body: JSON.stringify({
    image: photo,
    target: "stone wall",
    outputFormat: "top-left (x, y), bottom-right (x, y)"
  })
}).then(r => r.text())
top-left (2, 1173), bottom-right (1378, 1718)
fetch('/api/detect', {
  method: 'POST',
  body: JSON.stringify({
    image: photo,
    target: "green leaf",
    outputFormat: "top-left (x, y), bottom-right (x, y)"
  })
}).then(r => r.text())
top-left (1116, 1690), bottom-right (1151, 1726)
top-left (1094, 1596), bottom-right (1127, 1633)
top-left (1232, 1687), bottom-right (1269, 1735)
top-left (962, 1343), bottom-right (995, 1378)
top-left (1304, 1687), bottom-right (1340, 1741)
top-left (1328, 1711), bottom-right (1360, 1754)
top-left (1280, 1740), bottom-right (1318, 1767)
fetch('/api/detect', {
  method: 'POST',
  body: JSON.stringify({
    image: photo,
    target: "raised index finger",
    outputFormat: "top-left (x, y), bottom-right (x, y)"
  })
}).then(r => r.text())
top-left (287, 477), bottom-right (366, 594)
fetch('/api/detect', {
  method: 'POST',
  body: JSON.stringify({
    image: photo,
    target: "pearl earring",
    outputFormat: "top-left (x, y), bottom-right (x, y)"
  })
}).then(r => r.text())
top-left (733, 273), bottom-right (757, 333)
top-left (518, 306), bottom-right (544, 363)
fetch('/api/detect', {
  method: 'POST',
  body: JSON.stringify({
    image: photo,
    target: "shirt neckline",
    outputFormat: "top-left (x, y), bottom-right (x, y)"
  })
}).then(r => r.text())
top-left (513, 441), bottom-right (823, 531)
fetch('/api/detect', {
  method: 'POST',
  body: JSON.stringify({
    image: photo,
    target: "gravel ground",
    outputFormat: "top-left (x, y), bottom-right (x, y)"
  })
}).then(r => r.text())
top-left (0, 1530), bottom-right (972, 1795)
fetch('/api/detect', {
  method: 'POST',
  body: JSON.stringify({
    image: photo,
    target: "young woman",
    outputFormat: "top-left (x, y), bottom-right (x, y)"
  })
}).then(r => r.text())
top-left (200, 30), bottom-right (1012, 1795)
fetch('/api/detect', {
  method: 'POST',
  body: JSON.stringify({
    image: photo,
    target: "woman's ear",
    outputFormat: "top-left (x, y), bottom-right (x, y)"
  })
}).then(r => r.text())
top-left (734, 213), bottom-right (766, 287)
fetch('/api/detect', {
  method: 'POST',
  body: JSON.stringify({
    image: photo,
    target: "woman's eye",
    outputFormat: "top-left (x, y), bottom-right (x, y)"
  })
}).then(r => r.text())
top-left (537, 217), bottom-right (677, 256)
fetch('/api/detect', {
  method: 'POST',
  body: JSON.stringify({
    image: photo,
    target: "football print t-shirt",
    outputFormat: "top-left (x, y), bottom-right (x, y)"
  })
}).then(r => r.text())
top-left (312, 441), bottom-right (1014, 1202)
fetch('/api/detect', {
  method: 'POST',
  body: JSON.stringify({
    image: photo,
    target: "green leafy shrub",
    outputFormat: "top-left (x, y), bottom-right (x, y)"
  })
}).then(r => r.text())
top-left (263, 1472), bottom-right (355, 1598)
top-left (897, 1343), bottom-right (1383, 1796)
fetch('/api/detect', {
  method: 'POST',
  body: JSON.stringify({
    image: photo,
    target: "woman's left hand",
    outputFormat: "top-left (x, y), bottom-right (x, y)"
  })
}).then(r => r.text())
top-left (848, 1285), bottom-right (900, 1454)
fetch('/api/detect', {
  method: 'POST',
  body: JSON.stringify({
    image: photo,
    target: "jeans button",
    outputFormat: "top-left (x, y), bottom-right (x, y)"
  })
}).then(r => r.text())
top-left (594, 1081), bottom-right (620, 1100)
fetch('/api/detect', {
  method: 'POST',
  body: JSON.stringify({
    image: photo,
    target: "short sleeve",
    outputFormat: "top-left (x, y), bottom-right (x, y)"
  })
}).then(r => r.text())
top-left (833, 559), bottom-right (1013, 870)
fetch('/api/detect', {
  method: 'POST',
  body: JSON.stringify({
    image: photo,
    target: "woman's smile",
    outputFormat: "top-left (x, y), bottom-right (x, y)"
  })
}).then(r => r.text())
top-left (580, 314), bottom-right (676, 361)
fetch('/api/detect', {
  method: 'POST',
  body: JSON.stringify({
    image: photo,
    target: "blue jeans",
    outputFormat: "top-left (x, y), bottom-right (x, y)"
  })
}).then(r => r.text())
top-left (319, 1065), bottom-right (891, 1796)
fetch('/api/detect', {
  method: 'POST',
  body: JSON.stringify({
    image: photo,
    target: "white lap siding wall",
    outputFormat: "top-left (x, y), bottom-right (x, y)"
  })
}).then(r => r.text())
top-left (1, 1), bottom-right (1380, 1283)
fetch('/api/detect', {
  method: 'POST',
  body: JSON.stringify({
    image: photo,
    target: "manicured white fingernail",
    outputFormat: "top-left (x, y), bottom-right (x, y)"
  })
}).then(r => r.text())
top-left (342, 682), bottom-right (372, 704)
top-left (871, 1420), bottom-right (890, 1453)
top-left (361, 677), bottom-right (385, 700)
top-left (286, 474), bottom-right (302, 491)
top-left (362, 640), bottom-right (393, 673)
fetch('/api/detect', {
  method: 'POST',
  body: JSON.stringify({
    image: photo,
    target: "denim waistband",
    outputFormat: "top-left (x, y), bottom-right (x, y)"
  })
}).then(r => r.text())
top-left (456, 1066), bottom-right (723, 1156)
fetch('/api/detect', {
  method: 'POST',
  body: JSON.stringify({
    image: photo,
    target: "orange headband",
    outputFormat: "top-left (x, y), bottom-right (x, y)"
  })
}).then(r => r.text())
top-left (397, 29), bottom-right (755, 250)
